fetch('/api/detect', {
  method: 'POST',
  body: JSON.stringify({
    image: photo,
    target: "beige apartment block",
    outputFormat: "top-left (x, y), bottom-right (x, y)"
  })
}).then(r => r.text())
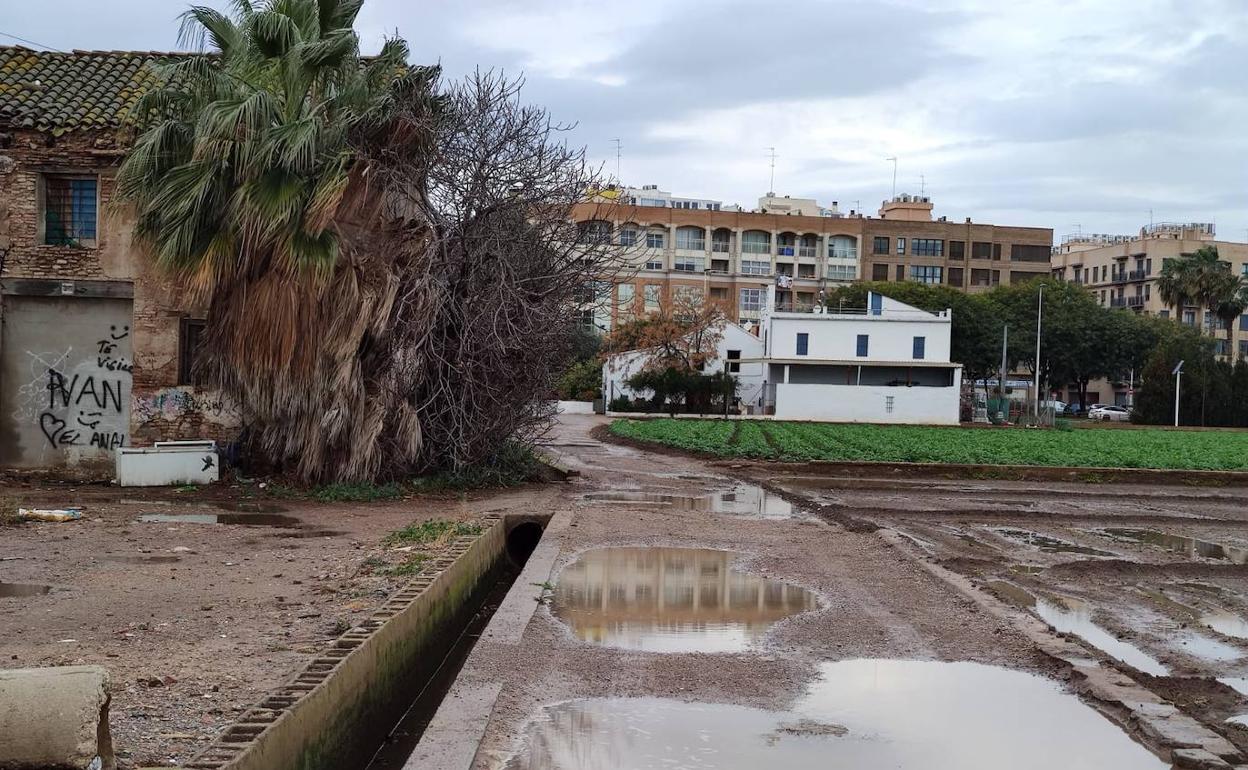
top-left (1051, 223), bottom-right (1248, 364)
top-left (572, 192), bottom-right (1054, 330)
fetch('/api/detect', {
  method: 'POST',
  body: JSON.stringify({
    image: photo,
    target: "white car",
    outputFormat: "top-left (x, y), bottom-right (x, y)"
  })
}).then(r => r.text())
top-left (1089, 405), bottom-right (1130, 422)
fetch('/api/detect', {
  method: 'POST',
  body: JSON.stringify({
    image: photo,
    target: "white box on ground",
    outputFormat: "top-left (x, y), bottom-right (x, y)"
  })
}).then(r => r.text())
top-left (116, 440), bottom-right (220, 487)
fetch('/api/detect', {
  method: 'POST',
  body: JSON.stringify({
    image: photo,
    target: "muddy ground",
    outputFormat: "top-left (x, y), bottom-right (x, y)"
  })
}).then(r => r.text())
top-left (0, 479), bottom-right (558, 768)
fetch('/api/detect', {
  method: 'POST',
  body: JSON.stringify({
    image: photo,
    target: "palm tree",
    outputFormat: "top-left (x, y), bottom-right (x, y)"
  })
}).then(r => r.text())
top-left (117, 0), bottom-right (442, 482)
top-left (1156, 255), bottom-right (1196, 323)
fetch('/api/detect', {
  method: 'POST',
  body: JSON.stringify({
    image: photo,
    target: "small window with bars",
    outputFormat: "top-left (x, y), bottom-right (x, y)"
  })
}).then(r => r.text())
top-left (43, 174), bottom-right (98, 246)
top-left (179, 318), bottom-right (207, 386)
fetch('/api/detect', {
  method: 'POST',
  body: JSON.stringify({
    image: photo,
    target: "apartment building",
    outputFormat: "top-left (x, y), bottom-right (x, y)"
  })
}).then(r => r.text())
top-left (1051, 223), bottom-right (1248, 361)
top-left (573, 190), bottom-right (1054, 330)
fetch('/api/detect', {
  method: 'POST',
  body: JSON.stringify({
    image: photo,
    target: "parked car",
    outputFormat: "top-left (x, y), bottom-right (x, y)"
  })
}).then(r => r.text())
top-left (1089, 405), bottom-right (1130, 422)
top-left (1040, 400), bottom-right (1067, 414)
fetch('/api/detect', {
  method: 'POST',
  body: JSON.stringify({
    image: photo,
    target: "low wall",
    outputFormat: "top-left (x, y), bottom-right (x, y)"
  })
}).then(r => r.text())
top-left (555, 400), bottom-right (595, 415)
top-left (184, 516), bottom-right (509, 770)
top-left (774, 383), bottom-right (959, 425)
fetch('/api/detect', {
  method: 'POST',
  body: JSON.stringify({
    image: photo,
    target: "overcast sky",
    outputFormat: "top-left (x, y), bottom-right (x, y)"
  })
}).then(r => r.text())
top-left (6, 0), bottom-right (1246, 242)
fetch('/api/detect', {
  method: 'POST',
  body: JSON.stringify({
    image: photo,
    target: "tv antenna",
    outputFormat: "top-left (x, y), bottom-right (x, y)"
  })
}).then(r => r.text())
top-left (886, 157), bottom-right (898, 198)
top-left (766, 147), bottom-right (778, 195)
top-left (610, 138), bottom-right (622, 182)
top-left (919, 173), bottom-right (926, 196)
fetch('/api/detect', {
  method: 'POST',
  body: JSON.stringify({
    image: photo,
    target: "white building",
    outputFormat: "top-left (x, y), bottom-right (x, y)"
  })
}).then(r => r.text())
top-left (618, 184), bottom-right (724, 211)
top-left (602, 321), bottom-right (766, 408)
top-left (753, 289), bottom-right (962, 425)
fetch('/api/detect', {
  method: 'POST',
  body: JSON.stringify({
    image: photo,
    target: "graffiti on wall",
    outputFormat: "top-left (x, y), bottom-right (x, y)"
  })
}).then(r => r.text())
top-left (13, 324), bottom-right (132, 453)
top-left (132, 387), bottom-right (240, 428)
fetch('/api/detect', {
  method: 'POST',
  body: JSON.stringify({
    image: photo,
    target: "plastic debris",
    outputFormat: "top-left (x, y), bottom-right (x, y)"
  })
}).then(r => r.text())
top-left (18, 508), bottom-right (83, 522)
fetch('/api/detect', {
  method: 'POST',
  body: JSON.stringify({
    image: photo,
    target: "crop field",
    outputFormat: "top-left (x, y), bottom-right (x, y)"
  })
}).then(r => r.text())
top-left (609, 418), bottom-right (1248, 471)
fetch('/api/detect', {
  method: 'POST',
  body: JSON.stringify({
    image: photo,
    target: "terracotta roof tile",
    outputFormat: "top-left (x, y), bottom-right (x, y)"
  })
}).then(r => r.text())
top-left (0, 45), bottom-right (189, 135)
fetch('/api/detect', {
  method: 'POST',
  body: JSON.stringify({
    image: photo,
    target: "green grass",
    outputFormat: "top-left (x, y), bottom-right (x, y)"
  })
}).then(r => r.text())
top-left (609, 419), bottom-right (1248, 471)
top-left (380, 553), bottom-right (431, 577)
top-left (384, 519), bottom-right (484, 547)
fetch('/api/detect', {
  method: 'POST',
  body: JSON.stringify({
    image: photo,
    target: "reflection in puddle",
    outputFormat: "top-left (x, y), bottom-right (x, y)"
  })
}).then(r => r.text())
top-left (505, 661), bottom-right (1165, 769)
top-left (1202, 612), bottom-right (1248, 641)
top-left (992, 528), bottom-right (1114, 557)
top-left (1032, 597), bottom-right (1169, 676)
top-left (0, 583), bottom-right (53, 598)
top-left (552, 547), bottom-right (817, 652)
top-left (1098, 529), bottom-right (1248, 563)
top-left (1175, 633), bottom-right (1242, 662)
top-left (1219, 677), bottom-right (1248, 697)
top-left (1226, 714), bottom-right (1248, 728)
top-left (140, 513), bottom-right (302, 526)
top-left (582, 485), bottom-right (794, 518)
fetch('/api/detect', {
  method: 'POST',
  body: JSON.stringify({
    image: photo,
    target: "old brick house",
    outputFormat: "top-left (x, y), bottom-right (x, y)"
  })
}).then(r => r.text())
top-left (0, 46), bottom-right (238, 472)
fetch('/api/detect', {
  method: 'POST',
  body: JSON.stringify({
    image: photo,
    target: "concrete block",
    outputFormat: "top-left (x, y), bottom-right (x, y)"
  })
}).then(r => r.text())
top-left (0, 665), bottom-right (113, 770)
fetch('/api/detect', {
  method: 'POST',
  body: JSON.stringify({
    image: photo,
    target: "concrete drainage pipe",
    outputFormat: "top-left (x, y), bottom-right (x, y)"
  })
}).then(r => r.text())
top-left (0, 666), bottom-right (114, 770)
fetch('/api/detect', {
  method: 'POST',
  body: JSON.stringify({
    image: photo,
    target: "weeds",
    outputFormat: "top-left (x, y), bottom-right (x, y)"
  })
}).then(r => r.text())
top-left (384, 519), bottom-right (483, 547)
top-left (308, 482), bottom-right (406, 502)
top-left (0, 498), bottom-right (20, 527)
top-left (380, 553), bottom-right (431, 577)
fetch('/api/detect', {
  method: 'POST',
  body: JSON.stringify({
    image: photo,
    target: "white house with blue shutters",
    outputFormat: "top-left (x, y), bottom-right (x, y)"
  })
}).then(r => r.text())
top-left (751, 288), bottom-right (962, 424)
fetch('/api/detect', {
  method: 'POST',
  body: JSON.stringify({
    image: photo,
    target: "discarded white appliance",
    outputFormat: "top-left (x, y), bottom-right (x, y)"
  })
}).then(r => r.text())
top-left (115, 440), bottom-right (220, 487)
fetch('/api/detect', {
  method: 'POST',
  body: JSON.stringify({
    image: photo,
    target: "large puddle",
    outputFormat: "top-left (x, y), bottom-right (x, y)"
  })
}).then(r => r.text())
top-left (551, 547), bottom-right (818, 652)
top-left (582, 484), bottom-right (794, 518)
top-left (140, 513), bottom-right (303, 526)
top-left (992, 528), bottom-right (1115, 557)
top-left (504, 660), bottom-right (1166, 769)
top-left (1098, 528), bottom-right (1248, 563)
top-left (1203, 611), bottom-right (1248, 640)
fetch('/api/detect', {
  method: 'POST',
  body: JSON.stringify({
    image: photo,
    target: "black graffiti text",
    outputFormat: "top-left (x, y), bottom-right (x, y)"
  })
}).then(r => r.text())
top-left (46, 369), bottom-right (125, 414)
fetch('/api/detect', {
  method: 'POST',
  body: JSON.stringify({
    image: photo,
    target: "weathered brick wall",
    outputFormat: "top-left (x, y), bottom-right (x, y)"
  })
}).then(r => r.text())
top-left (0, 127), bottom-right (241, 455)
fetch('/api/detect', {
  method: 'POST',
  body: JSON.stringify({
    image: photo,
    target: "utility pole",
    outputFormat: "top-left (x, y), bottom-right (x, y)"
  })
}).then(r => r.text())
top-left (998, 324), bottom-right (1009, 423)
top-left (887, 157), bottom-right (898, 199)
top-left (611, 138), bottom-right (622, 182)
top-left (766, 147), bottom-right (778, 195)
top-left (1173, 360), bottom-right (1184, 427)
top-left (1034, 285), bottom-right (1043, 420)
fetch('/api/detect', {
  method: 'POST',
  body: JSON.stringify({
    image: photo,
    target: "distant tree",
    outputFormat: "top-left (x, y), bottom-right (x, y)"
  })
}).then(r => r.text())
top-left (557, 359), bottom-right (603, 401)
top-left (1134, 325), bottom-right (1217, 425)
top-left (603, 293), bottom-right (726, 373)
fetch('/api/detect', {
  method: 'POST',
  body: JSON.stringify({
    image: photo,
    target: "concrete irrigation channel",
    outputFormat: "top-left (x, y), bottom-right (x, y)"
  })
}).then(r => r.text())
top-left (8, 414), bottom-right (1248, 769)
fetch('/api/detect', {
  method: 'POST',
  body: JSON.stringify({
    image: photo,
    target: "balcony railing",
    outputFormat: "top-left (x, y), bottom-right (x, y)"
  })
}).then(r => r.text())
top-left (828, 248), bottom-right (857, 259)
top-left (777, 246), bottom-right (795, 257)
top-left (676, 239), bottom-right (706, 251)
top-left (741, 242), bottom-right (771, 254)
top-left (798, 246), bottom-right (817, 258)
top-left (1110, 272), bottom-right (1128, 284)
top-left (1128, 269), bottom-right (1148, 280)
top-left (711, 241), bottom-right (731, 253)
top-left (1126, 295), bottom-right (1146, 308)
top-left (1110, 296), bottom-right (1127, 308)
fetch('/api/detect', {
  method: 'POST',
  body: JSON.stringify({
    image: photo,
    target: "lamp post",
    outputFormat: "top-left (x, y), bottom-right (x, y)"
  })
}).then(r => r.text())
top-left (1172, 360), bottom-right (1184, 427)
top-left (1033, 285), bottom-right (1043, 420)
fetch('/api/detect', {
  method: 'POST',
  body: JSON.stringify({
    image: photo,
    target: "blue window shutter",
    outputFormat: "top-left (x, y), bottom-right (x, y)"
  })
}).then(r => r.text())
top-left (869, 293), bottom-right (882, 316)
top-left (856, 334), bottom-right (869, 357)
top-left (796, 333), bottom-right (808, 356)
top-left (913, 336), bottom-right (925, 359)
top-left (70, 179), bottom-right (97, 240)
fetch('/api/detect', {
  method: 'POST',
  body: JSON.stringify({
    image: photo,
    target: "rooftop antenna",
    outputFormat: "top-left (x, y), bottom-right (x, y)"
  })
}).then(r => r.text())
top-left (766, 147), bottom-right (778, 195)
top-left (610, 138), bottom-right (622, 182)
top-left (919, 174), bottom-right (926, 196)
top-left (1148, 208), bottom-right (1154, 228)
top-left (886, 157), bottom-right (898, 199)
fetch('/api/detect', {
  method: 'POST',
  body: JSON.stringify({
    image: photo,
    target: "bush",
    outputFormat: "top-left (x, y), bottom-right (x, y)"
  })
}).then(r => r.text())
top-left (557, 359), bottom-right (602, 401)
top-left (608, 396), bottom-right (635, 412)
top-left (0, 498), bottom-right (20, 527)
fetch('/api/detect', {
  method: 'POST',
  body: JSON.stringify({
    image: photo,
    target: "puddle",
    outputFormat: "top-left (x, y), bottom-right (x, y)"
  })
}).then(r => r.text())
top-left (1219, 677), bottom-right (1248, 697)
top-left (551, 547), bottom-right (818, 652)
top-left (139, 513), bottom-right (302, 526)
top-left (1175, 633), bottom-right (1242, 662)
top-left (1202, 612), bottom-right (1248, 641)
top-left (582, 485), bottom-right (795, 518)
top-left (210, 501), bottom-right (288, 513)
top-left (992, 528), bottom-right (1115, 557)
top-left (1227, 714), bottom-right (1248, 728)
top-left (504, 660), bottom-right (1165, 769)
top-left (0, 583), bottom-right (53, 598)
top-left (1032, 596), bottom-right (1169, 676)
top-left (1098, 528), bottom-right (1248, 563)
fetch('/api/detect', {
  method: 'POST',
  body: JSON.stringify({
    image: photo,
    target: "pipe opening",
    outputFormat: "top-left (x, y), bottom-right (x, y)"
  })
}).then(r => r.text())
top-left (507, 521), bottom-right (544, 566)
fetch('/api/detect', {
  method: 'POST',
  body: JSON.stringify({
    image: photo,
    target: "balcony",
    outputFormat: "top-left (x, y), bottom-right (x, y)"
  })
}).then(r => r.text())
top-left (777, 246), bottom-right (796, 257)
top-left (828, 247), bottom-right (857, 259)
top-left (711, 240), bottom-right (731, 253)
top-left (1126, 295), bottom-right (1146, 308)
top-left (1110, 272), bottom-right (1128, 284)
top-left (798, 246), bottom-right (817, 258)
top-left (676, 239), bottom-right (706, 251)
top-left (1110, 296), bottom-right (1127, 308)
top-left (741, 242), bottom-right (771, 255)
top-left (1128, 269), bottom-right (1148, 281)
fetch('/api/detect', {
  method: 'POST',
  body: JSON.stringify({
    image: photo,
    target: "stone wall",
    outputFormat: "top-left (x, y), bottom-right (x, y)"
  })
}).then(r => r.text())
top-left (0, 127), bottom-right (239, 471)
